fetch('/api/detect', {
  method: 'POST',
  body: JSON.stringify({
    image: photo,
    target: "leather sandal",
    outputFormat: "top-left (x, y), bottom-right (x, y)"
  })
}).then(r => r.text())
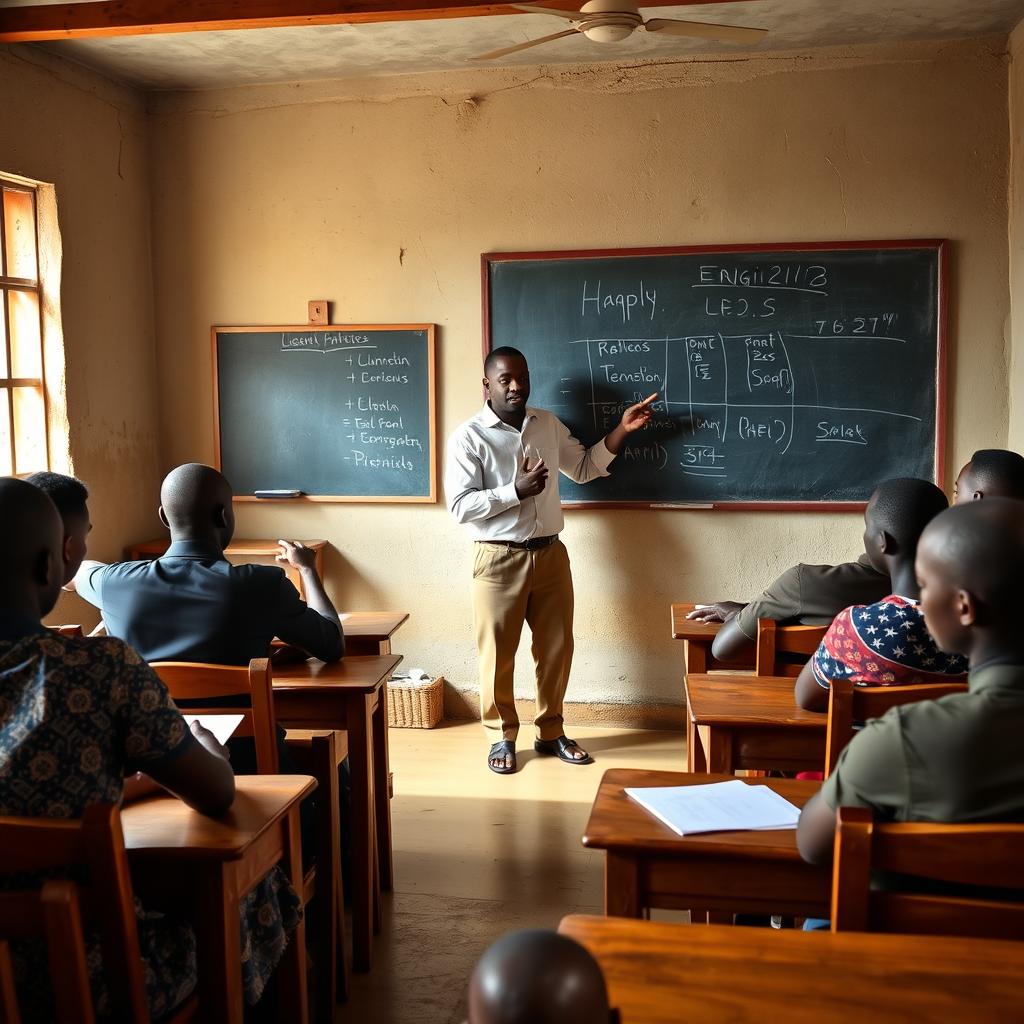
top-left (487, 739), bottom-right (517, 775)
top-left (533, 736), bottom-right (593, 765)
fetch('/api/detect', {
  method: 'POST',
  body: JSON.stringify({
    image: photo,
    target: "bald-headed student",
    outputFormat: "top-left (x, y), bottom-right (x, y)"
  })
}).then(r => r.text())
top-left (952, 448), bottom-right (1024, 504)
top-left (797, 498), bottom-right (1024, 866)
top-left (71, 463), bottom-right (343, 665)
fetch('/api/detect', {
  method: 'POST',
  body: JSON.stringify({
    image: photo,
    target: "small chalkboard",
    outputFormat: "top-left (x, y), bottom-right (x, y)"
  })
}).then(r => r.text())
top-left (213, 324), bottom-right (436, 502)
top-left (483, 242), bottom-right (946, 509)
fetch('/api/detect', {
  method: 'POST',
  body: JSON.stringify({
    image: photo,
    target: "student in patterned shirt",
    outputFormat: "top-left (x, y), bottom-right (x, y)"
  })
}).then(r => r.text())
top-left (795, 477), bottom-right (964, 712)
top-left (0, 479), bottom-right (296, 1019)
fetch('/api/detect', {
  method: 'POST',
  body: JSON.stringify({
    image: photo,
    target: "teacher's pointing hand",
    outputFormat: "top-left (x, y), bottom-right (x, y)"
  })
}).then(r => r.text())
top-left (621, 392), bottom-right (659, 433)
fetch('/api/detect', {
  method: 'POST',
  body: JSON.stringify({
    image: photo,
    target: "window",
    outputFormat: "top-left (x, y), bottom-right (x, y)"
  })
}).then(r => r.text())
top-left (0, 181), bottom-right (49, 475)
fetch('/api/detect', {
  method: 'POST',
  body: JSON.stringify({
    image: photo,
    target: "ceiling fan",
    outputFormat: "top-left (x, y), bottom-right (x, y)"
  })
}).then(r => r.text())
top-left (471, 0), bottom-right (767, 61)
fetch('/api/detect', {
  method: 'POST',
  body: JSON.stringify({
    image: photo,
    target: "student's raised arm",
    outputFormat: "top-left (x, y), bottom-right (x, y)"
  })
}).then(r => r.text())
top-left (272, 544), bottom-right (344, 662)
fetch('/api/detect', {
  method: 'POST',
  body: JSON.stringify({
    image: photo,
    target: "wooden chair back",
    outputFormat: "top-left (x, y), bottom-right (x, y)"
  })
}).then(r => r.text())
top-left (0, 804), bottom-right (148, 1021)
top-left (151, 658), bottom-right (278, 773)
top-left (824, 677), bottom-right (968, 777)
top-left (832, 806), bottom-right (1024, 940)
top-left (0, 881), bottom-right (96, 1023)
top-left (755, 619), bottom-right (828, 677)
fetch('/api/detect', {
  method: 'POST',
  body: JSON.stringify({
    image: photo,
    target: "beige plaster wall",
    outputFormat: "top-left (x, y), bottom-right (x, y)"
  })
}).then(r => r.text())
top-left (0, 46), bottom-right (161, 627)
top-left (1009, 21), bottom-right (1024, 451)
top-left (148, 37), bottom-right (1009, 715)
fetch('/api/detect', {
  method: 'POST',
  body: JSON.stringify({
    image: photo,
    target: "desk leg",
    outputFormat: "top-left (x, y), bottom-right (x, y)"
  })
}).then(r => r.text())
top-left (703, 726), bottom-right (734, 774)
top-left (345, 691), bottom-right (375, 973)
top-left (686, 701), bottom-right (706, 773)
top-left (604, 852), bottom-right (642, 919)
top-left (686, 640), bottom-right (708, 674)
top-left (277, 809), bottom-right (310, 1024)
top-left (372, 690), bottom-right (394, 892)
top-left (194, 864), bottom-right (245, 1024)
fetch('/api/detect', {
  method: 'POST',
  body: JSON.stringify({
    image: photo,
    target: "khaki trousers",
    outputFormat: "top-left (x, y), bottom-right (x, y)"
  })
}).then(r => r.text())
top-left (472, 539), bottom-right (574, 742)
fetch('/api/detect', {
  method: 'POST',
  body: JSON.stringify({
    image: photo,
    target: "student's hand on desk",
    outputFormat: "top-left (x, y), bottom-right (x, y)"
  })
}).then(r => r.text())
top-left (620, 392), bottom-right (659, 432)
top-left (686, 601), bottom-right (746, 623)
top-left (189, 720), bottom-right (231, 762)
top-left (122, 772), bottom-right (162, 803)
top-left (276, 539), bottom-right (317, 573)
top-left (271, 642), bottom-right (309, 666)
top-left (515, 456), bottom-right (548, 499)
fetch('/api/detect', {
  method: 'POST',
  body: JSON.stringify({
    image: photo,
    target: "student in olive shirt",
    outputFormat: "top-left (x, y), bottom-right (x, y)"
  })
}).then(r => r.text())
top-left (797, 498), bottom-right (1024, 866)
top-left (688, 549), bottom-right (890, 664)
top-left (952, 448), bottom-right (1024, 504)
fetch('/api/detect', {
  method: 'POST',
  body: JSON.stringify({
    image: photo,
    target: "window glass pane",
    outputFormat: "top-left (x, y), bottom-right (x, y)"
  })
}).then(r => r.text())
top-left (12, 386), bottom-right (45, 474)
top-left (8, 289), bottom-right (40, 379)
top-left (0, 390), bottom-right (11, 476)
top-left (3, 189), bottom-right (37, 281)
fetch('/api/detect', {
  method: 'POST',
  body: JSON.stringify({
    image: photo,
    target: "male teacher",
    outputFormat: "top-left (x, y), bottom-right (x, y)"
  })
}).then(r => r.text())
top-left (445, 346), bottom-right (656, 774)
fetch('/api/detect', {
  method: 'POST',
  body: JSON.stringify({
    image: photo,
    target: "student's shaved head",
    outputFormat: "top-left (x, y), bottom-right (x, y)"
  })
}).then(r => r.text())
top-left (919, 499), bottom-right (1024, 609)
top-left (0, 477), bottom-right (64, 617)
top-left (468, 930), bottom-right (615, 1024)
top-left (953, 449), bottom-right (1024, 505)
top-left (158, 463), bottom-right (235, 545)
top-left (867, 477), bottom-right (948, 551)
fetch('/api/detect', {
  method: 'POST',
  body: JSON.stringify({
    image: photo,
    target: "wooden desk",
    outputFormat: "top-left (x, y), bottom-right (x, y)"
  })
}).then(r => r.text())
top-left (671, 603), bottom-right (755, 673)
top-left (559, 915), bottom-right (1024, 1023)
top-left (125, 538), bottom-right (327, 600)
top-left (272, 653), bottom-right (401, 972)
top-left (123, 775), bottom-right (315, 1024)
top-left (582, 769), bottom-right (829, 920)
top-left (685, 672), bottom-right (826, 774)
top-left (339, 611), bottom-right (409, 655)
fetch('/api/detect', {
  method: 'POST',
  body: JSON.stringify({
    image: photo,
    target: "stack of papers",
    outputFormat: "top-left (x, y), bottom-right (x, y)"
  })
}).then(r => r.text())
top-left (625, 780), bottom-right (801, 836)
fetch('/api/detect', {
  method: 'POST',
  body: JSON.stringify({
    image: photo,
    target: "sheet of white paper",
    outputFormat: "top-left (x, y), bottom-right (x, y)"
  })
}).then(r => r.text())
top-left (183, 714), bottom-right (244, 746)
top-left (624, 779), bottom-right (801, 837)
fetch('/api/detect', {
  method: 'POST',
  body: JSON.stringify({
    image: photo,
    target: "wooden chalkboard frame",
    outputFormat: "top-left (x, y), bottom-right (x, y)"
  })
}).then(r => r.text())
top-left (481, 240), bottom-right (948, 512)
top-left (212, 323), bottom-right (437, 503)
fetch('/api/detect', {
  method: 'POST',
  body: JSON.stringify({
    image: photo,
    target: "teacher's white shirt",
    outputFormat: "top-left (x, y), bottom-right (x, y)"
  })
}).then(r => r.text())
top-left (445, 403), bottom-right (615, 542)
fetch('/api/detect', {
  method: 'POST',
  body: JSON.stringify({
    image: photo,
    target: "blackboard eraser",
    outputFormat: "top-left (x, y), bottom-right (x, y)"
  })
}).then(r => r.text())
top-left (253, 489), bottom-right (305, 499)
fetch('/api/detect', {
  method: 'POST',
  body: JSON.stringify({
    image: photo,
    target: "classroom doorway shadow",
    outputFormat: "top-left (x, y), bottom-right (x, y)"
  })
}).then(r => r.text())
top-left (575, 729), bottom-right (680, 755)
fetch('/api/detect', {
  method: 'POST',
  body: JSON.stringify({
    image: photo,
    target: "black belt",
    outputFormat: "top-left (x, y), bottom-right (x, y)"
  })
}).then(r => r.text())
top-left (479, 535), bottom-right (558, 551)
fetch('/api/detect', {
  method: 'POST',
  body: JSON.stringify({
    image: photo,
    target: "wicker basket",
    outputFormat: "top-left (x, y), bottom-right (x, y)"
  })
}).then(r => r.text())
top-left (387, 675), bottom-right (444, 729)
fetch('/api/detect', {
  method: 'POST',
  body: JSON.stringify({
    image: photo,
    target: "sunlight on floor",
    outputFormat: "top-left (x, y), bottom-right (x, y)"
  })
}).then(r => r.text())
top-left (336, 720), bottom-right (684, 1023)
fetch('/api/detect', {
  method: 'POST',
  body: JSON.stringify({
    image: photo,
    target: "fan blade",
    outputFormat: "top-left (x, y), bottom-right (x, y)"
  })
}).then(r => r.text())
top-left (470, 28), bottom-right (577, 60)
top-left (512, 4), bottom-right (581, 21)
top-left (643, 19), bottom-right (767, 43)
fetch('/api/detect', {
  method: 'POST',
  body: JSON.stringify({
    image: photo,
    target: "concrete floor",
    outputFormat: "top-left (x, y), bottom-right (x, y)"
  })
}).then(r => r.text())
top-left (337, 720), bottom-right (685, 1023)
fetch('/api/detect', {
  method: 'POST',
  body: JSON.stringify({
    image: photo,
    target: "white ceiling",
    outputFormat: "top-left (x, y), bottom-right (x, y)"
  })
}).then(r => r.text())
top-left (4, 0), bottom-right (1023, 90)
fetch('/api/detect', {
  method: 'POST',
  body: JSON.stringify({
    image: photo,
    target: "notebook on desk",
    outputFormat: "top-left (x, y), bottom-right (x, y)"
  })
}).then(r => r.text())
top-left (625, 779), bottom-right (801, 837)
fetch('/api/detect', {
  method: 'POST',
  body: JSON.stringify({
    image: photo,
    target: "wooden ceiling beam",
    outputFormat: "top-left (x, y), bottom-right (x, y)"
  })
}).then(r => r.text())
top-left (0, 0), bottom-right (760, 42)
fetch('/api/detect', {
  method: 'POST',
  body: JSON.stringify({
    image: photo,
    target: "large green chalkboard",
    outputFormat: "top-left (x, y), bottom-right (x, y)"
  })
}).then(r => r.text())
top-left (214, 325), bottom-right (436, 502)
top-left (483, 243), bottom-right (946, 508)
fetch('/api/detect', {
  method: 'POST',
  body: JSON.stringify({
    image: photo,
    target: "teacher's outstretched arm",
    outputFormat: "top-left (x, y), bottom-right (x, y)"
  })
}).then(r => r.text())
top-left (603, 392), bottom-right (658, 454)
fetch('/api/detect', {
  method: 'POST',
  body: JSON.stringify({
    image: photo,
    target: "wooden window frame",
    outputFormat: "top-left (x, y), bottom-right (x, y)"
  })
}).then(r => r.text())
top-left (0, 179), bottom-right (50, 475)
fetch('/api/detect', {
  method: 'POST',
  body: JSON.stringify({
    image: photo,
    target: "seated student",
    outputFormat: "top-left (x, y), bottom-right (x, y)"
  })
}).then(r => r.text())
top-left (688, 521), bottom-right (891, 665)
top-left (0, 479), bottom-right (243, 1018)
top-left (71, 462), bottom-right (343, 664)
top-left (25, 471), bottom-right (91, 585)
top-left (953, 448), bottom-right (1024, 504)
top-left (794, 478), bottom-right (965, 712)
top-left (797, 497), bottom-right (1024, 868)
top-left (467, 929), bottom-right (619, 1024)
